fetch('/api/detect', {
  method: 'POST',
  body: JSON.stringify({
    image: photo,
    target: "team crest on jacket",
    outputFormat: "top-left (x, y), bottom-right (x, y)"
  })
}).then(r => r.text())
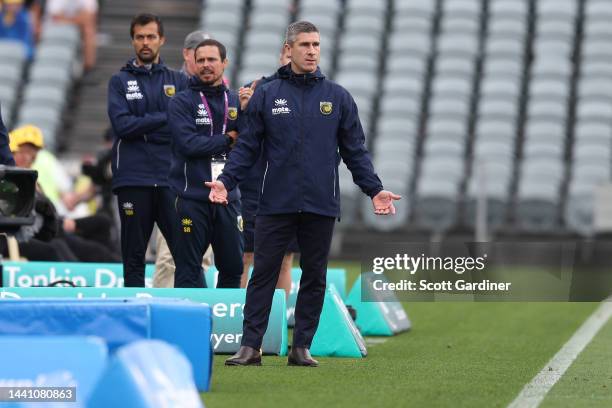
top-left (163, 85), bottom-right (176, 97)
top-left (228, 107), bottom-right (238, 120)
top-left (237, 215), bottom-right (243, 232)
top-left (320, 101), bottom-right (333, 115)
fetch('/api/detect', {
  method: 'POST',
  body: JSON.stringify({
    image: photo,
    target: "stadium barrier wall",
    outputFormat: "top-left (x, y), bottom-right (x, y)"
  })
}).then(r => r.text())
top-left (0, 336), bottom-right (108, 407)
top-left (0, 287), bottom-right (287, 357)
top-left (87, 340), bottom-right (204, 408)
top-left (0, 298), bottom-right (213, 391)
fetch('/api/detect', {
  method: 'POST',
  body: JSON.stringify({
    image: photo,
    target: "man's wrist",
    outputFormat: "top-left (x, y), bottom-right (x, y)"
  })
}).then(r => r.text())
top-left (369, 187), bottom-right (384, 199)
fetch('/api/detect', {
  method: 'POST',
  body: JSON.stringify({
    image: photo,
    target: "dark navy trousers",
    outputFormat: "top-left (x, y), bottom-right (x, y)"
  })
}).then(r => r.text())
top-left (174, 197), bottom-right (244, 288)
top-left (241, 212), bottom-right (335, 349)
top-left (115, 186), bottom-right (177, 287)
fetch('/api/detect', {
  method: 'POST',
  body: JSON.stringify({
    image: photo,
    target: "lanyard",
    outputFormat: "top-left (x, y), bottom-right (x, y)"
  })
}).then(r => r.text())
top-left (199, 91), bottom-right (229, 137)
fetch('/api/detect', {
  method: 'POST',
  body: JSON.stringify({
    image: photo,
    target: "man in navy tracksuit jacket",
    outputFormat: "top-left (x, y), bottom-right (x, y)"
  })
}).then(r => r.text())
top-left (238, 45), bottom-right (298, 296)
top-left (0, 105), bottom-right (15, 166)
top-left (210, 22), bottom-right (401, 366)
top-left (107, 14), bottom-right (188, 287)
top-left (168, 38), bottom-right (243, 288)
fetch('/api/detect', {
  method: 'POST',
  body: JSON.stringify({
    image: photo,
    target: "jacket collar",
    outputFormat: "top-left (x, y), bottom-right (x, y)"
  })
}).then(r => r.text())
top-left (121, 58), bottom-right (166, 74)
top-left (277, 63), bottom-right (325, 85)
top-left (188, 75), bottom-right (227, 95)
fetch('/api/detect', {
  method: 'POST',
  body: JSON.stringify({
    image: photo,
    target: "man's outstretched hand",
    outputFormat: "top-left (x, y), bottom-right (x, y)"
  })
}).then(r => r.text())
top-left (372, 190), bottom-right (402, 215)
top-left (205, 180), bottom-right (228, 205)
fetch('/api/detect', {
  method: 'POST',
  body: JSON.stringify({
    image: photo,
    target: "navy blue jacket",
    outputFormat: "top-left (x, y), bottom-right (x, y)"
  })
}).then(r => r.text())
top-left (107, 59), bottom-right (188, 191)
top-left (238, 72), bottom-right (280, 208)
top-left (0, 105), bottom-right (15, 166)
top-left (219, 64), bottom-right (383, 218)
top-left (168, 77), bottom-right (242, 202)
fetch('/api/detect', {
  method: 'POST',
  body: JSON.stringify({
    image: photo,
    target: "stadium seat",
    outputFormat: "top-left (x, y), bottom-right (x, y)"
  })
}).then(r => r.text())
top-left (516, 181), bottom-right (561, 231)
top-left (431, 75), bottom-right (473, 97)
top-left (576, 98), bottom-right (612, 122)
top-left (435, 55), bottom-right (475, 77)
top-left (442, 0), bottom-right (483, 15)
top-left (526, 99), bottom-right (567, 120)
top-left (535, 0), bottom-right (579, 20)
top-left (485, 36), bottom-right (525, 58)
top-left (393, 13), bottom-right (433, 34)
top-left (437, 33), bottom-right (480, 56)
top-left (489, 0), bottom-right (529, 21)
top-left (395, 0), bottom-right (436, 17)
top-left (415, 177), bottom-right (460, 232)
top-left (426, 117), bottom-right (467, 140)
top-left (40, 23), bottom-right (80, 50)
top-left (379, 95), bottom-right (421, 118)
top-left (477, 97), bottom-right (518, 119)
top-left (0, 63), bottom-right (22, 84)
top-left (387, 54), bottom-right (428, 77)
top-left (388, 32), bottom-right (432, 57)
top-left (475, 118), bottom-right (517, 140)
top-left (0, 40), bottom-right (27, 66)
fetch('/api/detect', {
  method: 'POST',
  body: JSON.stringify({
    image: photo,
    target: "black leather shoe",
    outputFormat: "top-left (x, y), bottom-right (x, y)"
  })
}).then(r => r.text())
top-left (225, 346), bottom-right (262, 366)
top-left (288, 347), bottom-right (318, 367)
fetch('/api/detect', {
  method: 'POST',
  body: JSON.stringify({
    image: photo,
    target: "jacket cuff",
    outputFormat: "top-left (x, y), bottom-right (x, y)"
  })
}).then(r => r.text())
top-left (218, 174), bottom-right (235, 192)
top-left (367, 186), bottom-right (384, 199)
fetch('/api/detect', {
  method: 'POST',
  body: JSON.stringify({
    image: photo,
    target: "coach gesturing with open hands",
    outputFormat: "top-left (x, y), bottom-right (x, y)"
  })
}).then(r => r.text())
top-left (206, 21), bottom-right (400, 367)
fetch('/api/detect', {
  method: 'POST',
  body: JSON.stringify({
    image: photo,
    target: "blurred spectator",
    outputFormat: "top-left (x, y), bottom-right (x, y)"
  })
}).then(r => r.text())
top-left (45, 0), bottom-right (97, 71)
top-left (23, 0), bottom-right (41, 41)
top-left (0, 0), bottom-right (35, 59)
top-left (81, 126), bottom-right (114, 216)
top-left (10, 125), bottom-right (120, 261)
top-left (181, 30), bottom-right (209, 76)
top-left (0, 105), bottom-right (15, 165)
top-left (12, 125), bottom-right (91, 218)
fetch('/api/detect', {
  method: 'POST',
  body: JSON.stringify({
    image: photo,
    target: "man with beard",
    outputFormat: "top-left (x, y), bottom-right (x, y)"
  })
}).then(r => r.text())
top-left (168, 39), bottom-right (243, 288)
top-left (107, 13), bottom-right (187, 287)
top-left (152, 29), bottom-right (216, 289)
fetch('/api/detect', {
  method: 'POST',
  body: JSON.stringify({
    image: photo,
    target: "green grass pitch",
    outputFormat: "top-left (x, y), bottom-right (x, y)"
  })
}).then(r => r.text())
top-left (201, 262), bottom-right (611, 407)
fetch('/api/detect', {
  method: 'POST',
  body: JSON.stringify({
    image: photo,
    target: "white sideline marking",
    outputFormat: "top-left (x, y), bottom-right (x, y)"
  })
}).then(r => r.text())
top-left (507, 300), bottom-right (612, 408)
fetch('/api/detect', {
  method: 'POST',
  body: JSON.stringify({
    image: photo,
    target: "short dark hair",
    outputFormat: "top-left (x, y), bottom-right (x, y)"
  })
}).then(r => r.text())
top-left (130, 13), bottom-right (164, 39)
top-left (194, 39), bottom-right (227, 61)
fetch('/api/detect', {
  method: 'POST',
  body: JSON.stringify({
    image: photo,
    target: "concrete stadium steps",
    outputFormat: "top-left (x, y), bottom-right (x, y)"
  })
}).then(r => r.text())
top-left (62, 0), bottom-right (201, 155)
